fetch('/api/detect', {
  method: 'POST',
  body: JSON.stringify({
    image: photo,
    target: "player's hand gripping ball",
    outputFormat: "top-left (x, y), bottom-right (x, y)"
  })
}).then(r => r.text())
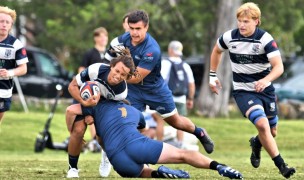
top-left (80, 81), bottom-right (100, 100)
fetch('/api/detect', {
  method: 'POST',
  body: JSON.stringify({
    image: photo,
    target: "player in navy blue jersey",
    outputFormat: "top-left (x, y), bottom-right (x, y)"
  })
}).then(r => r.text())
top-left (0, 6), bottom-right (28, 125)
top-left (209, 2), bottom-right (295, 179)
top-left (66, 50), bottom-right (138, 178)
top-left (66, 98), bottom-right (243, 179)
top-left (105, 10), bottom-right (214, 155)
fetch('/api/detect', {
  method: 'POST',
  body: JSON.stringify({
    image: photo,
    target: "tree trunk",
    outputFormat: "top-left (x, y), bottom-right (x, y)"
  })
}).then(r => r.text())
top-left (196, 0), bottom-right (241, 117)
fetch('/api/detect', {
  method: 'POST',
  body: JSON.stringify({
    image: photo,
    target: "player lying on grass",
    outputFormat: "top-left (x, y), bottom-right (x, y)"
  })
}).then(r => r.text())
top-left (65, 97), bottom-right (243, 179)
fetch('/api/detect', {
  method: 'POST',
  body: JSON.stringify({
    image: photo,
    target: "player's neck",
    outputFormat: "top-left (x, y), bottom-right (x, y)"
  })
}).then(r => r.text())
top-left (95, 45), bottom-right (106, 52)
top-left (0, 34), bottom-right (8, 42)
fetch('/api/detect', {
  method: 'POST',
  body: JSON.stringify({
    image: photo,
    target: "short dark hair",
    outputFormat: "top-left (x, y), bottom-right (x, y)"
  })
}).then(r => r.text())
top-left (127, 10), bottom-right (149, 26)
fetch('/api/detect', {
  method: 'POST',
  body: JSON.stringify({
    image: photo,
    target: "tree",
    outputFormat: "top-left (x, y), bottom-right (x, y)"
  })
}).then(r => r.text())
top-left (196, 0), bottom-right (241, 117)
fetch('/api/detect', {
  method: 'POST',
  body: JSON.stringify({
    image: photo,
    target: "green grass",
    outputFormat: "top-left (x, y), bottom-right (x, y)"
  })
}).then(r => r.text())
top-left (0, 110), bottom-right (303, 179)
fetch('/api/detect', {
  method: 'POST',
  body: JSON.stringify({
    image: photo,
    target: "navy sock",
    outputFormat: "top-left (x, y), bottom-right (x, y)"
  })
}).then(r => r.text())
top-left (151, 170), bottom-right (165, 178)
top-left (254, 135), bottom-right (262, 148)
top-left (193, 126), bottom-right (204, 137)
top-left (272, 154), bottom-right (285, 168)
top-left (210, 161), bottom-right (220, 170)
top-left (68, 154), bottom-right (79, 169)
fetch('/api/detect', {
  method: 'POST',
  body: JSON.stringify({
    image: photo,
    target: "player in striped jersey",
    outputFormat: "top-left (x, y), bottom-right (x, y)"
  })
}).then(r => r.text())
top-left (0, 6), bottom-right (28, 125)
top-left (209, 2), bottom-right (295, 179)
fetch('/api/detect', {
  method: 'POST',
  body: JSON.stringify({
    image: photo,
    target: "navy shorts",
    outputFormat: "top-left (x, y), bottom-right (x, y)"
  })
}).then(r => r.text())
top-left (233, 90), bottom-right (278, 117)
top-left (0, 98), bottom-right (12, 112)
top-left (127, 84), bottom-right (176, 116)
top-left (110, 137), bottom-right (163, 177)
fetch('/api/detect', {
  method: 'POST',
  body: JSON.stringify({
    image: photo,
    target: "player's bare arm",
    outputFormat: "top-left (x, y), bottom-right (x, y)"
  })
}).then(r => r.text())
top-left (0, 63), bottom-right (27, 78)
top-left (209, 44), bottom-right (223, 94)
top-left (68, 78), bottom-right (99, 107)
top-left (127, 66), bottom-right (151, 84)
top-left (255, 56), bottom-right (284, 93)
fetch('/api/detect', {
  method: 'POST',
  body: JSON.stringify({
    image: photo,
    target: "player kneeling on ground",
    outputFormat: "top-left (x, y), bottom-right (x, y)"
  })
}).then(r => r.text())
top-left (66, 97), bottom-right (243, 179)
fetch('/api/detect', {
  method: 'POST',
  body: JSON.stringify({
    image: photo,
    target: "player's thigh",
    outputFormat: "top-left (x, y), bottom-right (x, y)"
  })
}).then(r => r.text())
top-left (111, 150), bottom-right (143, 177)
top-left (125, 137), bottom-right (163, 164)
top-left (157, 143), bottom-right (184, 164)
top-left (0, 97), bottom-right (11, 113)
top-left (233, 91), bottom-right (263, 117)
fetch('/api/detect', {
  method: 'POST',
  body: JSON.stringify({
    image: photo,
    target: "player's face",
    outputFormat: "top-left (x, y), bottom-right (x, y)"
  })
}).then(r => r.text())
top-left (129, 21), bottom-right (148, 46)
top-left (0, 13), bottom-right (13, 37)
top-left (108, 61), bottom-right (130, 85)
top-left (94, 33), bottom-right (108, 47)
top-left (237, 15), bottom-right (258, 37)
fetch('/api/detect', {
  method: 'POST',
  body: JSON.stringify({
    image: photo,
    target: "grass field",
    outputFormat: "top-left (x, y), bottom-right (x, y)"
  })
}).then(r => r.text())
top-left (0, 110), bottom-right (303, 179)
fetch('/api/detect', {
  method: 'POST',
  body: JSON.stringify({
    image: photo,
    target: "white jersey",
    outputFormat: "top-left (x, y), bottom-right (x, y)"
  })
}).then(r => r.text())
top-left (0, 35), bottom-right (28, 98)
top-left (217, 28), bottom-right (280, 92)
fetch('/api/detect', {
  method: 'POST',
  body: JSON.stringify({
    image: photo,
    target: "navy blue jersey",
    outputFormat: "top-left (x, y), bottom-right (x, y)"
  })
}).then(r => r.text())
top-left (217, 28), bottom-right (280, 93)
top-left (0, 35), bottom-right (28, 98)
top-left (76, 63), bottom-right (127, 100)
top-left (105, 32), bottom-right (164, 93)
top-left (82, 100), bottom-right (145, 159)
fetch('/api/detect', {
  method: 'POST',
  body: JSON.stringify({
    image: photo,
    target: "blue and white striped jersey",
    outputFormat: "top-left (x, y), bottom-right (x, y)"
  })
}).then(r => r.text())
top-left (76, 63), bottom-right (127, 101)
top-left (217, 28), bottom-right (280, 92)
top-left (0, 35), bottom-right (28, 98)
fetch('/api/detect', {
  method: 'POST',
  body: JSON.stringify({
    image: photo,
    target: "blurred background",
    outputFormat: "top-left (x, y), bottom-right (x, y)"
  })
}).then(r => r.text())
top-left (4, 0), bottom-right (304, 119)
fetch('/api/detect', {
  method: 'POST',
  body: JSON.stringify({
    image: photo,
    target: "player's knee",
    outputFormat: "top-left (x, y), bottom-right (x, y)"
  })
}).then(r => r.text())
top-left (71, 122), bottom-right (86, 138)
top-left (271, 128), bottom-right (277, 137)
top-left (248, 108), bottom-right (266, 125)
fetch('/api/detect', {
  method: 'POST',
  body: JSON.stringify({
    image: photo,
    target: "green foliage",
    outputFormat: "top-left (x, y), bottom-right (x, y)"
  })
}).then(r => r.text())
top-left (0, 111), bottom-right (303, 179)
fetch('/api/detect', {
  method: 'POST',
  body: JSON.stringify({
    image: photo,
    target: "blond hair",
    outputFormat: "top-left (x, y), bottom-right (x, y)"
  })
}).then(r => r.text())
top-left (0, 6), bottom-right (17, 22)
top-left (93, 27), bottom-right (108, 37)
top-left (236, 2), bottom-right (261, 26)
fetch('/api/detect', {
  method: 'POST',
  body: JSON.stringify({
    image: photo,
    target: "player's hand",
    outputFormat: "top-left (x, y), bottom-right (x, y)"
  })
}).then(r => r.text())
top-left (186, 99), bottom-right (194, 109)
top-left (255, 79), bottom-right (271, 93)
top-left (0, 69), bottom-right (13, 79)
top-left (84, 115), bottom-right (94, 125)
top-left (81, 95), bottom-right (99, 107)
top-left (209, 71), bottom-right (222, 95)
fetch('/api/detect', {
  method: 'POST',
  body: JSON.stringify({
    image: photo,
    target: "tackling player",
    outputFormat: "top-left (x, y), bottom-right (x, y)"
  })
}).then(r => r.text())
top-left (209, 2), bottom-right (295, 178)
top-left (66, 49), bottom-right (138, 178)
top-left (66, 98), bottom-right (243, 179)
top-left (0, 6), bottom-right (28, 125)
top-left (105, 9), bottom-right (214, 155)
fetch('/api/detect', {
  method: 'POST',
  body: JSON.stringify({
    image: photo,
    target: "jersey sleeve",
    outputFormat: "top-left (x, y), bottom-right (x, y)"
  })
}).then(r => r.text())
top-left (105, 34), bottom-right (126, 61)
top-left (262, 32), bottom-right (281, 59)
top-left (183, 63), bottom-right (195, 83)
top-left (217, 29), bottom-right (233, 51)
top-left (14, 40), bottom-right (28, 65)
top-left (75, 63), bottom-right (102, 86)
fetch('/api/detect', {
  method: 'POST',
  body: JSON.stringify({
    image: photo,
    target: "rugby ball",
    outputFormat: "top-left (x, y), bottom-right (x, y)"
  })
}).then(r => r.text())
top-left (79, 81), bottom-right (100, 100)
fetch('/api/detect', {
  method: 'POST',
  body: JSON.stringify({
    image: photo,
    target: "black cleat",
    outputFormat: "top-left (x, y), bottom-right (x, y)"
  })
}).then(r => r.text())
top-left (279, 163), bottom-right (296, 179)
top-left (198, 128), bottom-right (214, 154)
top-left (249, 137), bottom-right (261, 168)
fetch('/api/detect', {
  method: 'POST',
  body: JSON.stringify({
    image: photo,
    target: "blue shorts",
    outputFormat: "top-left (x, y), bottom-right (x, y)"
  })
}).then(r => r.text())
top-left (0, 98), bottom-right (12, 112)
top-left (233, 90), bottom-right (278, 117)
top-left (127, 84), bottom-right (176, 115)
top-left (110, 137), bottom-right (163, 177)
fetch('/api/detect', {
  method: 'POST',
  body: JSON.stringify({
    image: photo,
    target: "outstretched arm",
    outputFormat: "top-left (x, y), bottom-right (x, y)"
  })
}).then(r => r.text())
top-left (127, 67), bottom-right (151, 84)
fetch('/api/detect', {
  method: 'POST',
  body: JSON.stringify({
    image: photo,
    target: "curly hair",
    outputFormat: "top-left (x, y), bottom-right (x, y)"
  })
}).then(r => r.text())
top-left (110, 48), bottom-right (141, 80)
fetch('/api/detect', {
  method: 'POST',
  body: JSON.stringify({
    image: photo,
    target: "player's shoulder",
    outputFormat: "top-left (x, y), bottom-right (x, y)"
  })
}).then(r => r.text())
top-left (4, 35), bottom-right (24, 49)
